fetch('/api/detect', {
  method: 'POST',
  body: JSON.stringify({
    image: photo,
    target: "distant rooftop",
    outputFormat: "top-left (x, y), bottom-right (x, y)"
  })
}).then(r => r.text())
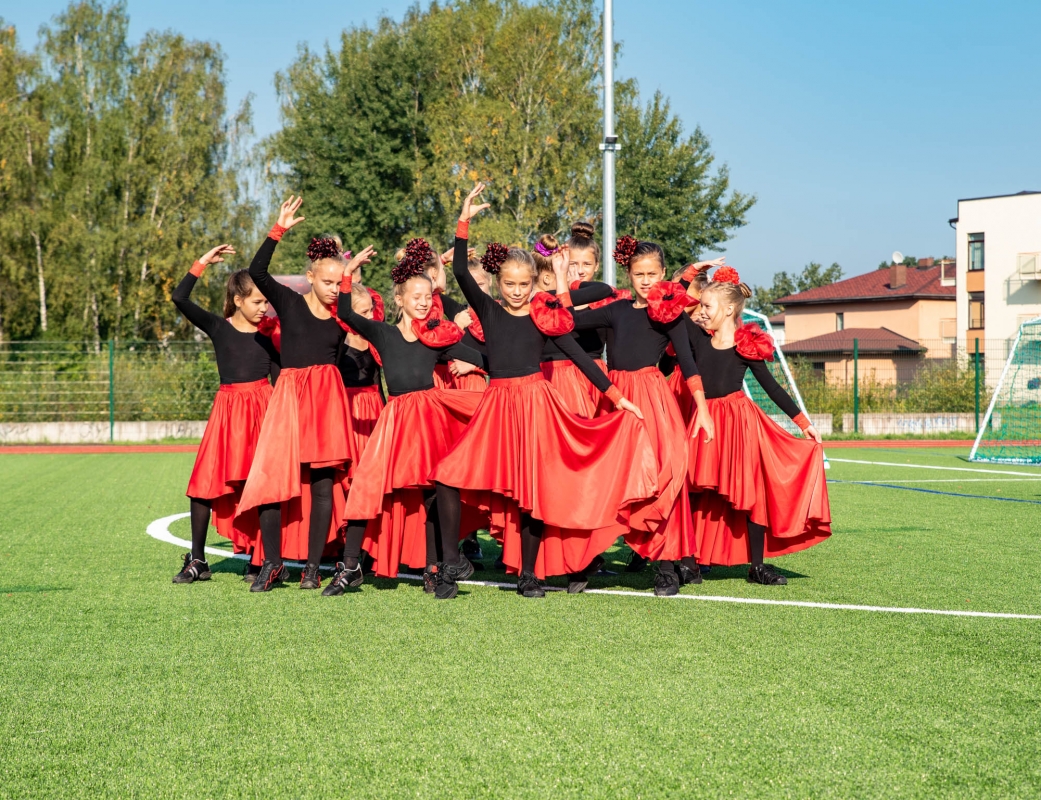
top-left (783, 328), bottom-right (924, 355)
top-left (775, 264), bottom-right (954, 307)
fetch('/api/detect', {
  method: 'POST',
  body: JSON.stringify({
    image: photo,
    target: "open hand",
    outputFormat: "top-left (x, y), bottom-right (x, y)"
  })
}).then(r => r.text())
top-left (460, 182), bottom-right (490, 222)
top-left (199, 244), bottom-right (236, 266)
top-left (804, 424), bottom-right (822, 444)
top-left (617, 397), bottom-right (645, 420)
top-left (551, 244), bottom-right (570, 276)
top-left (450, 360), bottom-right (478, 377)
top-left (692, 414), bottom-right (715, 444)
top-left (346, 245), bottom-right (376, 275)
top-left (277, 196), bottom-right (305, 230)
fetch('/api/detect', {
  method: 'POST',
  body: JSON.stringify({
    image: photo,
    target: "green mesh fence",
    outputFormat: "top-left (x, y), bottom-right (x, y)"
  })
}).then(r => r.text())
top-left (970, 317), bottom-right (1041, 465)
top-left (741, 310), bottom-right (809, 436)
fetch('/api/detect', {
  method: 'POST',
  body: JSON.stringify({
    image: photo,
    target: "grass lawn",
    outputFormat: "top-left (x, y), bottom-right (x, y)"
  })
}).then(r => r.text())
top-left (1, 447), bottom-right (1040, 798)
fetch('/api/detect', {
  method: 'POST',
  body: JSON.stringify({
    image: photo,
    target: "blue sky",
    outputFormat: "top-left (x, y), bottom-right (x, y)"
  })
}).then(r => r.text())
top-left (7, 0), bottom-right (1040, 286)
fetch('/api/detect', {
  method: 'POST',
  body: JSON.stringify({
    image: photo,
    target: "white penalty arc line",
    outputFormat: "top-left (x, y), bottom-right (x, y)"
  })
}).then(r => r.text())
top-left (148, 513), bottom-right (1041, 621)
top-left (829, 458), bottom-right (1041, 477)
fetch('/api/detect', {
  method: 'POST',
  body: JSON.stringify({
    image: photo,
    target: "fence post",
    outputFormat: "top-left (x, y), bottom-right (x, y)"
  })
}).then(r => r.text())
top-left (974, 337), bottom-right (981, 432)
top-left (852, 338), bottom-right (859, 434)
top-left (108, 339), bottom-right (115, 443)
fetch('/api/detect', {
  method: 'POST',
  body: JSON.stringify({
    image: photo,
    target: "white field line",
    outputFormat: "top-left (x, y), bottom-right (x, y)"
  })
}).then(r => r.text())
top-left (841, 478), bottom-right (1041, 484)
top-left (148, 513), bottom-right (1041, 620)
top-left (829, 458), bottom-right (1041, 477)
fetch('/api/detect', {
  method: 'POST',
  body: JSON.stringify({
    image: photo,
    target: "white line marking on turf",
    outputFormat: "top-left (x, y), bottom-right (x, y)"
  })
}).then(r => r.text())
top-left (147, 513), bottom-right (1041, 620)
top-left (829, 458), bottom-right (1041, 477)
top-left (844, 478), bottom-right (1041, 483)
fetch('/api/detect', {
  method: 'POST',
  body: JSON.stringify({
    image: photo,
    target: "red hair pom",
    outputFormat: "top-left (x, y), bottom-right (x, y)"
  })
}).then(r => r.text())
top-left (589, 287), bottom-right (632, 309)
top-left (734, 323), bottom-right (775, 362)
top-left (307, 237), bottom-right (342, 263)
top-left (481, 243), bottom-right (509, 275)
top-left (368, 288), bottom-right (385, 322)
top-left (646, 280), bottom-right (695, 324)
top-left (529, 291), bottom-right (575, 336)
top-left (712, 265), bottom-right (741, 285)
top-left (392, 238), bottom-right (434, 284)
top-left (257, 315), bottom-right (281, 353)
top-left (466, 307), bottom-right (485, 343)
top-left (613, 235), bottom-right (639, 267)
top-left (411, 315), bottom-right (464, 348)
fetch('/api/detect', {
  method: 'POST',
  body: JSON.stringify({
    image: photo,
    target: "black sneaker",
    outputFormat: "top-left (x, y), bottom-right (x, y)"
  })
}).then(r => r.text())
top-left (173, 553), bottom-right (211, 584)
top-left (249, 561), bottom-right (288, 592)
top-left (677, 562), bottom-right (703, 586)
top-left (444, 556), bottom-right (474, 582)
top-left (461, 535), bottom-right (484, 562)
top-left (322, 562), bottom-right (364, 596)
top-left (567, 555), bottom-right (605, 594)
top-left (242, 562), bottom-right (261, 584)
top-left (433, 564), bottom-right (459, 600)
top-left (516, 571), bottom-right (545, 598)
top-left (299, 564), bottom-right (322, 590)
top-left (423, 566), bottom-right (437, 594)
top-left (625, 553), bottom-right (648, 573)
top-left (653, 567), bottom-right (680, 597)
top-left (748, 563), bottom-right (787, 585)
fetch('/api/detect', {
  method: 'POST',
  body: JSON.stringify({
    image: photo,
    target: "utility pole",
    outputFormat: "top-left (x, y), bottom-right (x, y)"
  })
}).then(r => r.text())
top-left (600, 0), bottom-right (620, 286)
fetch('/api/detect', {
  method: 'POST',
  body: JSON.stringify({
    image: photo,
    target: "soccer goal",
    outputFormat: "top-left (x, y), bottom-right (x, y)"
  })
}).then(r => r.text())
top-left (969, 316), bottom-right (1041, 465)
top-left (741, 310), bottom-right (828, 466)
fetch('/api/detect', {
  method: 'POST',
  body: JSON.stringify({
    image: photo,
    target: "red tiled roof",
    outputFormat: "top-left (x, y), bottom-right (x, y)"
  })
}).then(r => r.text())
top-left (768, 312), bottom-right (785, 325)
top-left (775, 266), bottom-right (955, 306)
top-left (783, 328), bottom-right (924, 355)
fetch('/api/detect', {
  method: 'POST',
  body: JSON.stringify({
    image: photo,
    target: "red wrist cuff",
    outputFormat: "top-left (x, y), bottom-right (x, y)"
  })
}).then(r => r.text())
top-left (557, 291), bottom-right (573, 308)
top-left (605, 385), bottom-right (624, 406)
top-left (189, 261), bottom-right (207, 278)
top-left (793, 412), bottom-right (811, 432)
top-left (569, 280), bottom-right (582, 291)
top-left (268, 223), bottom-right (288, 242)
top-left (455, 220), bottom-right (469, 240)
top-left (340, 274), bottom-right (353, 293)
top-left (686, 375), bottom-right (704, 395)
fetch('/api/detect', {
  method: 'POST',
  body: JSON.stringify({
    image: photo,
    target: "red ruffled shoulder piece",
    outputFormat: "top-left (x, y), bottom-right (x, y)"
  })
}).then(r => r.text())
top-left (256, 315), bottom-right (281, 353)
top-left (646, 280), bottom-right (695, 324)
top-left (529, 291), bottom-right (575, 336)
top-left (466, 307), bottom-right (485, 343)
top-left (589, 287), bottom-right (633, 310)
top-left (430, 293), bottom-right (445, 320)
top-left (734, 323), bottom-right (775, 362)
top-left (412, 316), bottom-right (464, 348)
top-left (369, 289), bottom-right (385, 322)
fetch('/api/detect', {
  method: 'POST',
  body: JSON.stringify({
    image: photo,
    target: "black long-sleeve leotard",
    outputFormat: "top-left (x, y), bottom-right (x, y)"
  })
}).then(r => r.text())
top-left (438, 292), bottom-right (487, 359)
top-left (171, 272), bottom-right (280, 385)
top-left (338, 288), bottom-right (487, 396)
top-left (248, 237), bottom-right (344, 369)
top-left (338, 344), bottom-right (379, 388)
top-left (540, 282), bottom-right (614, 362)
top-left (686, 319), bottom-right (801, 418)
top-left (571, 298), bottom-right (701, 380)
top-left (451, 235), bottom-right (613, 393)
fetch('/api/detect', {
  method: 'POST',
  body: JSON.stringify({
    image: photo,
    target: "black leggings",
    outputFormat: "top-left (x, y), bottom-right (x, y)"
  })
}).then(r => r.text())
top-left (188, 497), bottom-right (211, 560)
top-left (258, 467), bottom-right (335, 567)
top-left (340, 489), bottom-right (440, 570)
top-left (436, 483), bottom-right (542, 574)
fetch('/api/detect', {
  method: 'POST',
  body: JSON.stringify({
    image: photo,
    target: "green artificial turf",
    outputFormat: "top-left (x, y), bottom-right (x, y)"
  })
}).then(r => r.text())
top-left (1, 448), bottom-right (1040, 798)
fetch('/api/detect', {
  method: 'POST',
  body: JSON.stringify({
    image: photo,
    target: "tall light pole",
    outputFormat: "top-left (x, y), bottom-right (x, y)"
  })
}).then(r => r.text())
top-left (600, 0), bottom-right (620, 286)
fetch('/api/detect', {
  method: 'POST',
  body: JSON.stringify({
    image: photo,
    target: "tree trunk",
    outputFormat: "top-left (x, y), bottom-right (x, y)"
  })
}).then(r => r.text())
top-left (30, 230), bottom-right (48, 333)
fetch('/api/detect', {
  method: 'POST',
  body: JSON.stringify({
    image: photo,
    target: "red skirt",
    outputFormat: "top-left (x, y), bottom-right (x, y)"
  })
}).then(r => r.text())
top-left (666, 368), bottom-right (695, 426)
top-left (238, 365), bottom-right (355, 560)
top-left (433, 363), bottom-right (453, 390)
top-left (346, 388), bottom-right (486, 577)
top-left (187, 379), bottom-right (272, 555)
top-left (432, 373), bottom-right (660, 577)
top-left (540, 360), bottom-right (601, 419)
top-left (451, 372), bottom-right (488, 392)
top-left (688, 391), bottom-right (831, 565)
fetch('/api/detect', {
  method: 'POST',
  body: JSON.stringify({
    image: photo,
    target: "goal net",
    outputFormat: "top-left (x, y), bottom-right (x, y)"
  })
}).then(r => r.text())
top-left (969, 316), bottom-right (1041, 465)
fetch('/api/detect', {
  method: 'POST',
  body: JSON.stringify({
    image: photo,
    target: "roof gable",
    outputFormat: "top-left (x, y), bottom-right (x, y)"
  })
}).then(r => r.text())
top-left (776, 266), bottom-right (954, 306)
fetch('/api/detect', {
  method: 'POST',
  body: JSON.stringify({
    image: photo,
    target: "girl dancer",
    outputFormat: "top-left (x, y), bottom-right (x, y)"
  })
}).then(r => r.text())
top-left (444, 255), bottom-right (492, 392)
top-left (323, 245), bottom-right (489, 595)
top-left (432, 183), bottom-right (660, 599)
top-left (687, 267), bottom-right (830, 584)
top-left (238, 196), bottom-right (368, 592)
top-left (660, 261), bottom-right (718, 424)
top-left (171, 245), bottom-right (279, 583)
top-left (566, 237), bottom-right (713, 595)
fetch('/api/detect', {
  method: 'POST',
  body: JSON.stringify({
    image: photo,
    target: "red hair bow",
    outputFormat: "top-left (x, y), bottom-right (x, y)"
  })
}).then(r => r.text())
top-left (713, 265), bottom-right (741, 285)
top-left (412, 315), bottom-right (464, 348)
top-left (466, 307), bottom-right (485, 343)
top-left (734, 323), bottom-right (775, 362)
top-left (646, 280), bottom-right (695, 324)
top-left (529, 291), bottom-right (575, 336)
top-left (257, 315), bottom-right (281, 353)
top-left (589, 287), bottom-right (632, 310)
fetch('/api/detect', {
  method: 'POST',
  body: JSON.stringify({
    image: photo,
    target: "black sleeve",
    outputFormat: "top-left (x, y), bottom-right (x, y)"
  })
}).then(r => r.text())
top-left (171, 273), bottom-right (222, 336)
top-left (257, 334), bottom-right (281, 385)
top-left (568, 281), bottom-right (614, 306)
top-left (440, 293), bottom-right (468, 319)
top-left (336, 289), bottom-right (387, 349)
top-left (248, 237), bottom-right (298, 315)
top-left (452, 236), bottom-right (498, 319)
top-left (658, 351), bottom-right (678, 376)
top-left (664, 317), bottom-right (700, 380)
top-left (748, 360), bottom-right (802, 419)
top-left (570, 302), bottom-right (616, 331)
top-left (442, 341), bottom-right (490, 372)
top-left (553, 333), bottom-right (612, 393)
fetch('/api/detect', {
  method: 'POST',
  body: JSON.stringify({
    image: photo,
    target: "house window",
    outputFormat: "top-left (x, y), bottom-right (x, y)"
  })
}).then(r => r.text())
top-left (969, 294), bottom-right (985, 329)
top-left (835, 312), bottom-right (844, 331)
top-left (968, 233), bottom-right (985, 271)
top-left (941, 319), bottom-right (956, 341)
top-left (812, 361), bottom-right (825, 373)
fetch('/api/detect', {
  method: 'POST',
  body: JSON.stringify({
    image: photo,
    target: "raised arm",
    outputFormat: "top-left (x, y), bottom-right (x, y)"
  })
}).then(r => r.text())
top-left (337, 274), bottom-right (386, 350)
top-left (567, 281), bottom-right (614, 306)
top-left (248, 196), bottom-right (306, 315)
top-left (172, 244), bottom-right (239, 335)
top-left (452, 183), bottom-right (498, 317)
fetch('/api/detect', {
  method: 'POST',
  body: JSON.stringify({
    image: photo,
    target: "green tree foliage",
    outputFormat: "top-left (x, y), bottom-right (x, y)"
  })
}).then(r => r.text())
top-left (749, 261), bottom-right (843, 317)
top-left (0, 2), bottom-right (255, 344)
